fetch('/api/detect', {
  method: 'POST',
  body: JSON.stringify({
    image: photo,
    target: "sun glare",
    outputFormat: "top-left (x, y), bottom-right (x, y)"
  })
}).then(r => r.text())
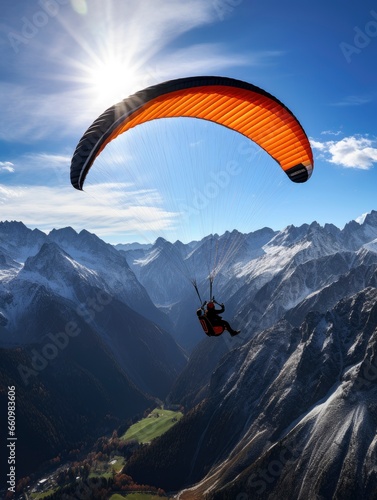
top-left (87, 56), bottom-right (141, 108)
top-left (60, 4), bottom-right (160, 116)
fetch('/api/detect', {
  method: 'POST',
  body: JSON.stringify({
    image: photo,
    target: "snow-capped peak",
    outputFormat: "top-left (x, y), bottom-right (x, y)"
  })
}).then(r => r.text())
top-left (355, 212), bottom-right (370, 224)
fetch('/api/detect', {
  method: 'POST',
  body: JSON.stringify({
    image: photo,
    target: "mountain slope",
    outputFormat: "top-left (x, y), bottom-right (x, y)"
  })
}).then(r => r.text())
top-left (0, 286), bottom-right (152, 482)
top-left (1, 241), bottom-right (186, 397)
top-left (48, 227), bottom-right (173, 331)
top-left (124, 287), bottom-right (377, 499)
top-left (0, 222), bottom-right (188, 483)
top-left (0, 220), bottom-right (47, 262)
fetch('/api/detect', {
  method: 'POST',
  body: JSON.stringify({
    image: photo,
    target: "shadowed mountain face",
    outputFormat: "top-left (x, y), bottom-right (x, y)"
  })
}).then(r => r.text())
top-left (0, 223), bottom-right (187, 483)
top-left (0, 230), bottom-right (186, 394)
top-left (0, 291), bottom-right (152, 482)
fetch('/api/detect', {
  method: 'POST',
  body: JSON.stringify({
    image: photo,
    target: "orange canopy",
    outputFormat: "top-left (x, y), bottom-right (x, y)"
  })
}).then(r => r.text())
top-left (71, 76), bottom-right (313, 190)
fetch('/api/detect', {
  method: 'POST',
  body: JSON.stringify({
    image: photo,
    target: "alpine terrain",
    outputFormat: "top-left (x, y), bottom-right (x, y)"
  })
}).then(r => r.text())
top-left (1, 212), bottom-right (377, 499)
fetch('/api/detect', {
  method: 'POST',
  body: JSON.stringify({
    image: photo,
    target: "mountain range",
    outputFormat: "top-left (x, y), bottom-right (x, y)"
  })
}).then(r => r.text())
top-left (0, 221), bottom-right (186, 481)
top-left (1, 211), bottom-right (377, 497)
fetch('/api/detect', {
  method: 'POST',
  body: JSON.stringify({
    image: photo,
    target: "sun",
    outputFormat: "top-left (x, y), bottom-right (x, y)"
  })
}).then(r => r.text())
top-left (58, 6), bottom-right (158, 115)
top-left (86, 56), bottom-right (141, 108)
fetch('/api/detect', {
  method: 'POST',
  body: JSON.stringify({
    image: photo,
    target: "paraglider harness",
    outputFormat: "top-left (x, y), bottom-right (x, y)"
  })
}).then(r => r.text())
top-left (197, 298), bottom-right (225, 337)
top-left (192, 276), bottom-right (225, 336)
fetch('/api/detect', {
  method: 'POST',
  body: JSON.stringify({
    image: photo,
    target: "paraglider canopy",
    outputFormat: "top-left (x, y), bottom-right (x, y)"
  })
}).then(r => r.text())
top-left (70, 75), bottom-right (313, 191)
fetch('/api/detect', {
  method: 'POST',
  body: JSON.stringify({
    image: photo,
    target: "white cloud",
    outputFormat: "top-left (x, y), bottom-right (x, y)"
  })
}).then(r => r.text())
top-left (311, 135), bottom-right (377, 170)
top-left (310, 139), bottom-right (326, 151)
top-left (0, 182), bottom-right (180, 242)
top-left (320, 130), bottom-right (343, 136)
top-left (0, 161), bottom-right (15, 173)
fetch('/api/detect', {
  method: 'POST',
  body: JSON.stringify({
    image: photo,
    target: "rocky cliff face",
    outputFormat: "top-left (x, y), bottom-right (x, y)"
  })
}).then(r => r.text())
top-left (124, 287), bottom-right (377, 499)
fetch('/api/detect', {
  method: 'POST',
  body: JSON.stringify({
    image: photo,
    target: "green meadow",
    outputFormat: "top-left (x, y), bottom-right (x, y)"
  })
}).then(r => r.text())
top-left (122, 408), bottom-right (183, 444)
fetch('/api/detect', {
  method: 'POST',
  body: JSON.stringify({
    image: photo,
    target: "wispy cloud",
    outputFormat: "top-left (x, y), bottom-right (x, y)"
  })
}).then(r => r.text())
top-left (0, 151), bottom-right (73, 188)
top-left (311, 135), bottom-right (377, 169)
top-left (0, 182), bottom-right (180, 242)
top-left (21, 152), bottom-right (72, 182)
top-left (331, 95), bottom-right (372, 106)
top-left (136, 43), bottom-right (252, 88)
top-left (320, 130), bottom-right (343, 136)
top-left (0, 161), bottom-right (15, 173)
top-left (0, 82), bottom-right (87, 142)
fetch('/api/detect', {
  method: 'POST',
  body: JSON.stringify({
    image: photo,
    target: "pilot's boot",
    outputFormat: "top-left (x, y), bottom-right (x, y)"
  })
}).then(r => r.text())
top-left (230, 330), bottom-right (241, 337)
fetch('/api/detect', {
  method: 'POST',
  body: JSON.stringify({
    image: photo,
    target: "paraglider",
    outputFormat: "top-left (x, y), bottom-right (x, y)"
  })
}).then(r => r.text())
top-left (70, 75), bottom-right (314, 339)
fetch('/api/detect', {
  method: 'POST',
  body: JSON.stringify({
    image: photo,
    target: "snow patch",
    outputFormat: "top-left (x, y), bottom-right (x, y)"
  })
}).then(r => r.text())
top-left (355, 212), bottom-right (370, 224)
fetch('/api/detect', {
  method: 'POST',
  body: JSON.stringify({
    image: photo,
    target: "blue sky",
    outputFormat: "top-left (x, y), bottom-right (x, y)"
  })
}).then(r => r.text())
top-left (0, 0), bottom-right (376, 243)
